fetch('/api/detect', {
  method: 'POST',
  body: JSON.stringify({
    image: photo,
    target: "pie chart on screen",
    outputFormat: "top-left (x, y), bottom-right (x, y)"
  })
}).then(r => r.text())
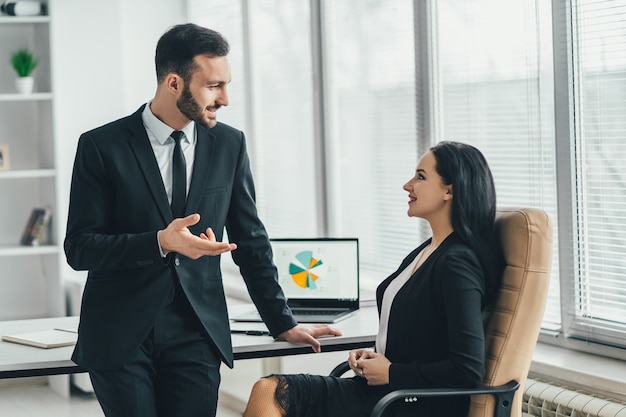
top-left (289, 250), bottom-right (323, 289)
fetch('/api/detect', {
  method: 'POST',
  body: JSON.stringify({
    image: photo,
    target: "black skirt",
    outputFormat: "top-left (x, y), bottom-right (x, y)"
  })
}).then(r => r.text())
top-left (269, 373), bottom-right (468, 417)
top-left (271, 373), bottom-right (380, 417)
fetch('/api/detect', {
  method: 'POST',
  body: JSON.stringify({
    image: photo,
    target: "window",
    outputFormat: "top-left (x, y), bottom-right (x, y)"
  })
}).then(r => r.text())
top-left (187, 0), bottom-right (626, 354)
top-left (188, 0), bottom-right (317, 238)
top-left (245, 0), bottom-right (318, 237)
top-left (187, 0), bottom-right (247, 131)
top-left (190, 0), bottom-right (419, 283)
top-left (564, 0), bottom-right (626, 347)
top-left (321, 0), bottom-right (420, 282)
top-left (432, 0), bottom-right (561, 327)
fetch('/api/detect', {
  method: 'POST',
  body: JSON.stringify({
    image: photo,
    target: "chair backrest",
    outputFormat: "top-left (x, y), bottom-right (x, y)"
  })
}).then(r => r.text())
top-left (468, 207), bottom-right (553, 417)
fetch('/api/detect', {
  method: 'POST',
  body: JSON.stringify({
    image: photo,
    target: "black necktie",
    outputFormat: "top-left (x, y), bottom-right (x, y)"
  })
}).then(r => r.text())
top-left (170, 131), bottom-right (186, 218)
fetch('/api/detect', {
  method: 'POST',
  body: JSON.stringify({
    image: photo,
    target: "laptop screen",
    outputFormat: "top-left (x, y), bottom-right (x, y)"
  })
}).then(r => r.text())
top-left (270, 238), bottom-right (360, 307)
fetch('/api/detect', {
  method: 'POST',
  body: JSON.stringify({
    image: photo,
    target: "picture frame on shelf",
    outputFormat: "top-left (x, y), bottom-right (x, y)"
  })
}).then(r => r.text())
top-left (20, 206), bottom-right (52, 246)
top-left (0, 144), bottom-right (9, 171)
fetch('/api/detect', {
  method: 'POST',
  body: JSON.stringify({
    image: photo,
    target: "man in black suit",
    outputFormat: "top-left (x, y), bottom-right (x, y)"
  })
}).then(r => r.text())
top-left (64, 23), bottom-right (340, 417)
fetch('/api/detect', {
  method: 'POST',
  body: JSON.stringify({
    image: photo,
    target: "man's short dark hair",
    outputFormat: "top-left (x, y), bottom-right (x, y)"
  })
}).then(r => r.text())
top-left (155, 23), bottom-right (230, 83)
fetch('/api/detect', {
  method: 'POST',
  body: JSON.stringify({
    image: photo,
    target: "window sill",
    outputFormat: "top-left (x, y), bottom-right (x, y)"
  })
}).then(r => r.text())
top-left (530, 341), bottom-right (626, 402)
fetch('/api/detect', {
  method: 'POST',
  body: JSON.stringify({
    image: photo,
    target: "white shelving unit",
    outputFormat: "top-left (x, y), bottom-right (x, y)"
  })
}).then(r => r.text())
top-left (0, 9), bottom-right (64, 321)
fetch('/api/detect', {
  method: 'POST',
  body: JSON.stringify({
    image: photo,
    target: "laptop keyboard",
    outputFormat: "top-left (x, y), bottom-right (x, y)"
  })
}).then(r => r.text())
top-left (291, 309), bottom-right (346, 316)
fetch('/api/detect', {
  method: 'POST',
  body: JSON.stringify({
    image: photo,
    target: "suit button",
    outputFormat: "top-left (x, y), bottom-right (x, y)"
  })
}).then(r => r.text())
top-left (174, 258), bottom-right (180, 267)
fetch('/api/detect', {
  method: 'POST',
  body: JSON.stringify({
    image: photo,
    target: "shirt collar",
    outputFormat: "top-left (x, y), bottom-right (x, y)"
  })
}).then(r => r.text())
top-left (142, 101), bottom-right (196, 146)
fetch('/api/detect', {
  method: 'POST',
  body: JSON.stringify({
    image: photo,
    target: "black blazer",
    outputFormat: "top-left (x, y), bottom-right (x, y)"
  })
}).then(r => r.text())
top-left (375, 232), bottom-right (487, 416)
top-left (64, 105), bottom-right (296, 370)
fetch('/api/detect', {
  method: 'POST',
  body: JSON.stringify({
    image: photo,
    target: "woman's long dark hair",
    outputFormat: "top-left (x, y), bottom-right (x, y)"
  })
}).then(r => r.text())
top-left (430, 141), bottom-right (504, 299)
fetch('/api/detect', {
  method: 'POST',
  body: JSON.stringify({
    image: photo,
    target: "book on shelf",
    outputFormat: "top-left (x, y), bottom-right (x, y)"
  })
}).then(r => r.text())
top-left (20, 206), bottom-right (52, 246)
top-left (1, 329), bottom-right (77, 349)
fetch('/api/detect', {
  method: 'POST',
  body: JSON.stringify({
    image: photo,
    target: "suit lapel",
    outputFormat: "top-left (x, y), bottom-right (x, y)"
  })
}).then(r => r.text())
top-left (186, 124), bottom-right (216, 215)
top-left (127, 106), bottom-right (172, 223)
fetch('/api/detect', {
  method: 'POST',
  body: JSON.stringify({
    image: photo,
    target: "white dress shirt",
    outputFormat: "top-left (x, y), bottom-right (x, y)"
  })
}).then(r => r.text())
top-left (375, 250), bottom-right (424, 355)
top-left (141, 102), bottom-right (196, 203)
top-left (141, 102), bottom-right (197, 257)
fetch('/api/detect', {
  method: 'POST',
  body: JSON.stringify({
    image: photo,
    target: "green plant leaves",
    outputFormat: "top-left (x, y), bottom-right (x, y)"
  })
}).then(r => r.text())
top-left (10, 48), bottom-right (38, 77)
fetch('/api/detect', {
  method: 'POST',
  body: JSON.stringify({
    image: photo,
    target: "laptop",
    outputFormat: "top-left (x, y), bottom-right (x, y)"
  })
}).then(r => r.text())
top-left (232, 238), bottom-right (360, 323)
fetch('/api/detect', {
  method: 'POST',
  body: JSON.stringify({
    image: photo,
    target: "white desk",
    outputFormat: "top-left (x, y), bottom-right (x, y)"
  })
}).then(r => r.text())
top-left (0, 305), bottom-right (377, 379)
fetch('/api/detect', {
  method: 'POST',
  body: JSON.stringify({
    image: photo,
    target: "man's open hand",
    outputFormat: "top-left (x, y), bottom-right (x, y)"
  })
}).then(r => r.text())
top-left (158, 213), bottom-right (237, 258)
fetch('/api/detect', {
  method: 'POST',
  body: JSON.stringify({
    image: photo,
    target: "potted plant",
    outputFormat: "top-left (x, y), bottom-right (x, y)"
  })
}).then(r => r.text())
top-left (10, 48), bottom-right (38, 94)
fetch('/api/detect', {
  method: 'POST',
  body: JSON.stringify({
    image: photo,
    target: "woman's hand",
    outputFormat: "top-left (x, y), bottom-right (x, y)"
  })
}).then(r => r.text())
top-left (347, 348), bottom-right (370, 375)
top-left (348, 349), bottom-right (391, 385)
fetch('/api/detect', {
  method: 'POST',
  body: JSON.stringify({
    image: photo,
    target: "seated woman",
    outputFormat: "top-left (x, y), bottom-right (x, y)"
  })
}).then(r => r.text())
top-left (242, 141), bottom-right (504, 417)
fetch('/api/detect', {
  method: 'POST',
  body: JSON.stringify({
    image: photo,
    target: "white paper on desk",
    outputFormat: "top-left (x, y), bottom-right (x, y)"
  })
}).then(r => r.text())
top-left (1, 329), bottom-right (78, 349)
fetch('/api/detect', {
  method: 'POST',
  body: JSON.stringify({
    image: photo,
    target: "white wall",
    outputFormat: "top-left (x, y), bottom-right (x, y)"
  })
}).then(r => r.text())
top-left (48, 0), bottom-right (185, 281)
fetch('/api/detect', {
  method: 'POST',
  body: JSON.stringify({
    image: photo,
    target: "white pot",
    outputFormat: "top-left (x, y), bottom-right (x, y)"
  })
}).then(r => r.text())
top-left (15, 76), bottom-right (34, 94)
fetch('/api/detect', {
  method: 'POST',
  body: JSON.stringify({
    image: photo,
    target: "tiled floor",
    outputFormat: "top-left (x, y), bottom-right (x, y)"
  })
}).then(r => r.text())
top-left (0, 378), bottom-right (242, 417)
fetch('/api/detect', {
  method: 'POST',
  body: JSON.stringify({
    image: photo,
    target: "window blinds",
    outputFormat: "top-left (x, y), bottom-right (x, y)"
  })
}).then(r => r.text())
top-left (320, 0), bottom-right (421, 281)
top-left (432, 0), bottom-right (562, 327)
top-left (567, 0), bottom-right (626, 346)
top-left (244, 0), bottom-right (318, 237)
top-left (186, 0), bottom-right (626, 350)
top-left (188, 0), bottom-right (318, 238)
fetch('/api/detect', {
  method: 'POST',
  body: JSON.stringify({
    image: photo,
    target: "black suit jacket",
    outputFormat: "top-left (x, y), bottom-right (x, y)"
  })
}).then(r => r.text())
top-left (64, 105), bottom-right (296, 370)
top-left (374, 232), bottom-right (487, 416)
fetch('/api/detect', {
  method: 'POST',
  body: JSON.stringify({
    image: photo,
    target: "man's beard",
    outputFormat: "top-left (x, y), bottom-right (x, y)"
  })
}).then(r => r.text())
top-left (176, 85), bottom-right (218, 128)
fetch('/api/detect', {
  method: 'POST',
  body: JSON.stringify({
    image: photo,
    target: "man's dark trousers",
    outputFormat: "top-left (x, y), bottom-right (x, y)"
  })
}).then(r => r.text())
top-left (89, 283), bottom-right (221, 417)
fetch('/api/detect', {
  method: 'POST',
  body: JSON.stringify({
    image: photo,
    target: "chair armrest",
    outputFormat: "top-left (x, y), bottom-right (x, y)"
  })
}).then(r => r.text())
top-left (370, 380), bottom-right (519, 417)
top-left (328, 361), bottom-right (519, 417)
top-left (329, 360), bottom-right (352, 377)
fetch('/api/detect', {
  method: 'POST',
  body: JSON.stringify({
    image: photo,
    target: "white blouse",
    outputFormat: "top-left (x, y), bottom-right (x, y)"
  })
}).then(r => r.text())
top-left (375, 249), bottom-right (425, 355)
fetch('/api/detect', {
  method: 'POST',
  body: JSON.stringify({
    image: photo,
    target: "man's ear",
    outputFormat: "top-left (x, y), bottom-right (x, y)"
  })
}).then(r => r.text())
top-left (165, 73), bottom-right (181, 93)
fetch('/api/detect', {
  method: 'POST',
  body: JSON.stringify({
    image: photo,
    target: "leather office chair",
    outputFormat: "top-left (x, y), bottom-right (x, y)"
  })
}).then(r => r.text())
top-left (330, 207), bottom-right (553, 417)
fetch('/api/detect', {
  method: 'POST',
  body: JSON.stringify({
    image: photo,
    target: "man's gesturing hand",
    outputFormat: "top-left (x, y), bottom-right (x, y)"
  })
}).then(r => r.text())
top-left (158, 213), bottom-right (237, 259)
